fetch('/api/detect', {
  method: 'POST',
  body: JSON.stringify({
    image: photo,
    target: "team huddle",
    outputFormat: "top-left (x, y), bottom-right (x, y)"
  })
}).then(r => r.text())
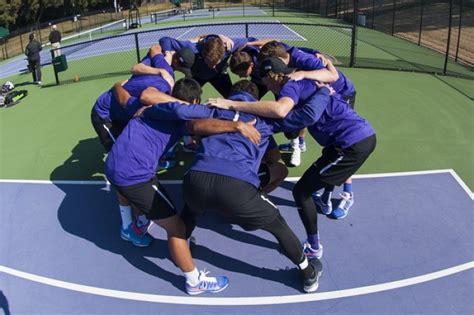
top-left (90, 34), bottom-right (376, 295)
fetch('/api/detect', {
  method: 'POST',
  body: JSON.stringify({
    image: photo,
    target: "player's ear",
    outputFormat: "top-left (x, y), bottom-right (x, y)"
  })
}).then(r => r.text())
top-left (192, 98), bottom-right (201, 104)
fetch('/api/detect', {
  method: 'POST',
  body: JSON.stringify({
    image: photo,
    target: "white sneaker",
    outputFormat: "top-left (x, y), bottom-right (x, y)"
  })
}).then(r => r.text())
top-left (289, 148), bottom-right (301, 167)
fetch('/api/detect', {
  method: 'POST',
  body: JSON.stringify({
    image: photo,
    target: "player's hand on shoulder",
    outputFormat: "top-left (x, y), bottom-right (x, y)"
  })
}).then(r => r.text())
top-left (315, 81), bottom-right (335, 95)
top-left (237, 119), bottom-right (261, 145)
top-left (207, 98), bottom-right (233, 110)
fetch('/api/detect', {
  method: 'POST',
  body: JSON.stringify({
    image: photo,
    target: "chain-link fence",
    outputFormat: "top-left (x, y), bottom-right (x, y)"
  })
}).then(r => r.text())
top-left (51, 21), bottom-right (353, 84)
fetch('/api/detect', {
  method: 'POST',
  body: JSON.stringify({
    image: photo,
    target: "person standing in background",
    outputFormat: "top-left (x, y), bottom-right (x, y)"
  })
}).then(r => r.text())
top-left (25, 33), bottom-right (42, 85)
top-left (49, 25), bottom-right (62, 58)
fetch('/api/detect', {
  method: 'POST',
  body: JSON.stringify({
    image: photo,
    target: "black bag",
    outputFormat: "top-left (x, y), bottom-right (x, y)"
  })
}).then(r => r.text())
top-left (2, 90), bottom-right (28, 107)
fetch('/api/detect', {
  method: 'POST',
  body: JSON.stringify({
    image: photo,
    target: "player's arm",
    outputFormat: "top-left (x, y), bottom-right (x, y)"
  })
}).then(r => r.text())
top-left (287, 51), bottom-right (339, 83)
top-left (186, 118), bottom-right (261, 145)
top-left (207, 97), bottom-right (295, 119)
top-left (245, 38), bottom-right (275, 48)
top-left (113, 81), bottom-right (131, 108)
top-left (140, 87), bottom-right (183, 105)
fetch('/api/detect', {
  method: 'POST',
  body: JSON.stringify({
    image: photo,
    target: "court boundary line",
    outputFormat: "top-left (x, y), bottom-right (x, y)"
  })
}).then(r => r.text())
top-left (0, 169), bottom-right (472, 199)
top-left (176, 27), bottom-right (196, 40)
top-left (275, 19), bottom-right (307, 41)
top-left (0, 262), bottom-right (472, 305)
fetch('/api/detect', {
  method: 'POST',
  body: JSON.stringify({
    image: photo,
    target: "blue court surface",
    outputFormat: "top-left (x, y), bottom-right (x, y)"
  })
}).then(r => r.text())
top-left (1, 170), bottom-right (473, 314)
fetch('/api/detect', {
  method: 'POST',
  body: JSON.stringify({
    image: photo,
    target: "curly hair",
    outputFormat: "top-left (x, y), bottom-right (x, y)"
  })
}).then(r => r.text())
top-left (266, 71), bottom-right (288, 86)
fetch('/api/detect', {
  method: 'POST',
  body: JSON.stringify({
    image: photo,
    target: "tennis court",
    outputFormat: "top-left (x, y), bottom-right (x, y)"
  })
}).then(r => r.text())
top-left (0, 5), bottom-right (473, 315)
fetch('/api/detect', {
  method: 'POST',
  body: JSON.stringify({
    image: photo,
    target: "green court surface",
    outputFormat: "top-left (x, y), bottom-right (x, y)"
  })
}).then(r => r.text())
top-left (0, 16), bottom-right (473, 191)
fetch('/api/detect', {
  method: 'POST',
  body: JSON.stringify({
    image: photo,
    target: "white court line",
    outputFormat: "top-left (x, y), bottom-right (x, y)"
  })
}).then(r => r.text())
top-left (176, 27), bottom-right (196, 40)
top-left (275, 19), bottom-right (307, 41)
top-left (0, 169), bottom-right (472, 199)
top-left (1, 262), bottom-right (472, 305)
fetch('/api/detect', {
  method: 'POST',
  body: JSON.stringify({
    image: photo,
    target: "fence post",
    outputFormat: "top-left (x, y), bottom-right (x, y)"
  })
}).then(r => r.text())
top-left (371, 0), bottom-right (375, 28)
top-left (245, 23), bottom-right (249, 38)
top-left (134, 32), bottom-right (141, 63)
top-left (19, 33), bottom-right (24, 52)
top-left (454, 0), bottom-right (463, 62)
top-left (52, 49), bottom-right (60, 85)
top-left (272, 0), bottom-right (275, 17)
top-left (443, 0), bottom-right (453, 74)
top-left (418, 0), bottom-right (424, 45)
top-left (350, 0), bottom-right (358, 67)
top-left (391, 0), bottom-right (396, 35)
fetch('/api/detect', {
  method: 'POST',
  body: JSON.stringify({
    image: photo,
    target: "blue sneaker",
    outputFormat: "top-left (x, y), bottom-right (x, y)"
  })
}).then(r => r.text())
top-left (185, 270), bottom-right (229, 295)
top-left (312, 193), bottom-right (333, 215)
top-left (331, 192), bottom-right (354, 219)
top-left (121, 223), bottom-right (153, 247)
top-left (279, 141), bottom-right (307, 152)
top-left (303, 241), bottom-right (323, 260)
top-left (278, 142), bottom-right (293, 152)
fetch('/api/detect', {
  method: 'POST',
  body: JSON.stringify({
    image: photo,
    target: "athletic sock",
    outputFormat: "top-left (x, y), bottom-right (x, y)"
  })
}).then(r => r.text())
top-left (136, 214), bottom-right (149, 227)
top-left (343, 182), bottom-right (353, 195)
top-left (184, 267), bottom-right (200, 286)
top-left (119, 205), bottom-right (133, 230)
top-left (308, 232), bottom-right (320, 250)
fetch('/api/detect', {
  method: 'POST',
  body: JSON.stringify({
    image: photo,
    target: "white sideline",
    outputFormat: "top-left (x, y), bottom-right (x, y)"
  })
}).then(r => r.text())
top-left (0, 169), bottom-right (472, 199)
top-left (1, 262), bottom-right (472, 305)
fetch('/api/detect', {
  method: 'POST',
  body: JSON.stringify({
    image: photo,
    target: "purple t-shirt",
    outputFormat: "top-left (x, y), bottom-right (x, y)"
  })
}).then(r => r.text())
top-left (278, 79), bottom-right (318, 108)
top-left (124, 54), bottom-right (174, 97)
top-left (105, 109), bottom-right (188, 187)
top-left (93, 54), bottom-right (172, 123)
top-left (159, 37), bottom-right (198, 53)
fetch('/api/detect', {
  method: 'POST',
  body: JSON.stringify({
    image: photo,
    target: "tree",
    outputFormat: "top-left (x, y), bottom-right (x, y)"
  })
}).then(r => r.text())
top-left (0, 0), bottom-right (21, 29)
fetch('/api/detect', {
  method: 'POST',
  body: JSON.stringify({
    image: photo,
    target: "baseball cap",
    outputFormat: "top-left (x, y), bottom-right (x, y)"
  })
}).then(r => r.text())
top-left (176, 47), bottom-right (195, 78)
top-left (259, 57), bottom-right (295, 78)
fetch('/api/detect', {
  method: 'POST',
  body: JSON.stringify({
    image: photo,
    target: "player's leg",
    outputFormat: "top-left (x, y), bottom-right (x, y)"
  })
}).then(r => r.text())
top-left (293, 145), bottom-right (348, 259)
top-left (209, 175), bottom-right (323, 293)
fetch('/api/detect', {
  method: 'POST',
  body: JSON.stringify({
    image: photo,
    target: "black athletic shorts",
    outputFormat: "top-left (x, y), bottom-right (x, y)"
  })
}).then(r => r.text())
top-left (90, 108), bottom-right (125, 152)
top-left (258, 163), bottom-right (271, 188)
top-left (115, 176), bottom-right (177, 220)
top-left (311, 134), bottom-right (376, 186)
top-left (183, 171), bottom-right (279, 231)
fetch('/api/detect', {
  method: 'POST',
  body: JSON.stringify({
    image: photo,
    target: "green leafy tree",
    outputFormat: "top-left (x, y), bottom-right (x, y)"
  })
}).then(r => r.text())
top-left (0, 0), bottom-right (21, 29)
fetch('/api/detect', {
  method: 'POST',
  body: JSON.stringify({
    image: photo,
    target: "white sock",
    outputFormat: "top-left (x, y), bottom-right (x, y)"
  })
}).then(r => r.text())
top-left (136, 214), bottom-right (149, 227)
top-left (119, 205), bottom-right (133, 229)
top-left (291, 138), bottom-right (300, 151)
top-left (184, 267), bottom-right (200, 286)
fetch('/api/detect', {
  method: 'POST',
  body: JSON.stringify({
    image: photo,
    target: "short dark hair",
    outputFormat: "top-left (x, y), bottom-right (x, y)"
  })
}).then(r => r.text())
top-left (202, 37), bottom-right (225, 67)
top-left (229, 51), bottom-right (253, 75)
top-left (29, 33), bottom-right (35, 41)
top-left (230, 80), bottom-right (259, 100)
top-left (172, 78), bottom-right (202, 103)
top-left (258, 40), bottom-right (287, 62)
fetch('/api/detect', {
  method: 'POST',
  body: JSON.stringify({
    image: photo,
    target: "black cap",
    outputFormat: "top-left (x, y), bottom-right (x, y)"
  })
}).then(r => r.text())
top-left (176, 47), bottom-right (195, 78)
top-left (259, 57), bottom-right (295, 78)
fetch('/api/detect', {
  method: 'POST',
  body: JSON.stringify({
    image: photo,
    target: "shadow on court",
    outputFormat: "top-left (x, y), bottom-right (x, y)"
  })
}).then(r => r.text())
top-left (49, 137), bottom-right (301, 292)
